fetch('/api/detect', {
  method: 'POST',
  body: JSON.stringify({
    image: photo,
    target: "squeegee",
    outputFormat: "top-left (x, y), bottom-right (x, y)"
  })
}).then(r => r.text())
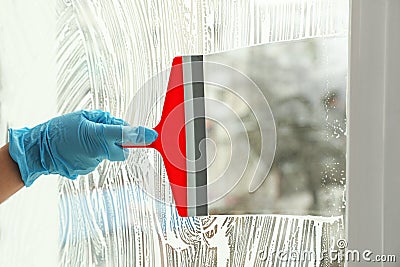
top-left (123, 56), bottom-right (207, 217)
top-left (122, 52), bottom-right (276, 217)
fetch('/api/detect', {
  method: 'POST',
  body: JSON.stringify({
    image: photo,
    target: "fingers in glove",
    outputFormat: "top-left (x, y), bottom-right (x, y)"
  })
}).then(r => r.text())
top-left (82, 110), bottom-right (129, 126)
top-left (122, 126), bottom-right (158, 146)
top-left (98, 124), bottom-right (126, 161)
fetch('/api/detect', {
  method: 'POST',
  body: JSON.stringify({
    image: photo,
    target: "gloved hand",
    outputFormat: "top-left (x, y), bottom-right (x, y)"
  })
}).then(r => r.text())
top-left (8, 110), bottom-right (158, 187)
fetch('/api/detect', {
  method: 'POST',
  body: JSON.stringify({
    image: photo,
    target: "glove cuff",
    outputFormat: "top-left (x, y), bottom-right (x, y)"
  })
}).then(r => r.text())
top-left (8, 125), bottom-right (50, 187)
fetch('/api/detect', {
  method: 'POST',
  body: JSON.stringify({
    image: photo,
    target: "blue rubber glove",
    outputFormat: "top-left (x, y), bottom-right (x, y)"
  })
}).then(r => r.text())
top-left (8, 110), bottom-right (158, 187)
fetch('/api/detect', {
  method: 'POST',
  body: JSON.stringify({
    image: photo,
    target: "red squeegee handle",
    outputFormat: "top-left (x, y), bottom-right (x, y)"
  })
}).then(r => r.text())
top-left (122, 56), bottom-right (188, 217)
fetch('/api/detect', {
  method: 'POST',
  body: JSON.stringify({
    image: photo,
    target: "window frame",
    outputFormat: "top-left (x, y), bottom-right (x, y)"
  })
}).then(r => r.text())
top-left (347, 0), bottom-right (400, 264)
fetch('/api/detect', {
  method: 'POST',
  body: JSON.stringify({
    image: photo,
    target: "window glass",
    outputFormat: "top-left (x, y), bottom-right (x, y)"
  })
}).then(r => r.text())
top-left (58, 0), bottom-right (348, 266)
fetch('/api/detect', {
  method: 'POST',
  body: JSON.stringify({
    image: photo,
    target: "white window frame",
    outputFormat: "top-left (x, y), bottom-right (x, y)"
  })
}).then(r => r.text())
top-left (348, 0), bottom-right (400, 265)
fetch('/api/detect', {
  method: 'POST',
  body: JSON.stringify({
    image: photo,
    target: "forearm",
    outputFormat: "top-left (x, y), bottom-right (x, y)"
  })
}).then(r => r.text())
top-left (0, 143), bottom-right (24, 204)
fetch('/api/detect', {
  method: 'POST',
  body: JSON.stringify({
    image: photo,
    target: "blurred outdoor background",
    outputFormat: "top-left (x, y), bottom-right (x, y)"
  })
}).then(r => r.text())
top-left (206, 37), bottom-right (347, 216)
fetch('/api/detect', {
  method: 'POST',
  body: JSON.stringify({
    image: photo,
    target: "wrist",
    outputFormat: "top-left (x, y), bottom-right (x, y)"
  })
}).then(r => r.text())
top-left (8, 125), bottom-right (50, 187)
